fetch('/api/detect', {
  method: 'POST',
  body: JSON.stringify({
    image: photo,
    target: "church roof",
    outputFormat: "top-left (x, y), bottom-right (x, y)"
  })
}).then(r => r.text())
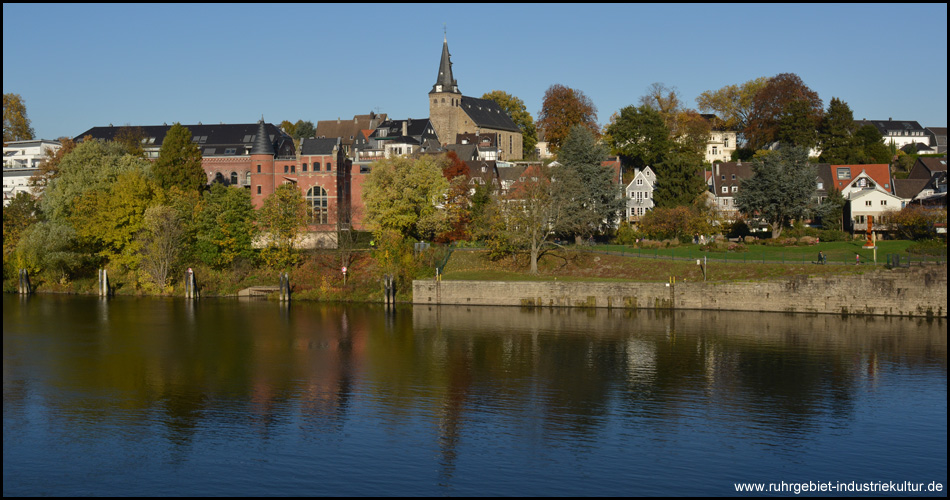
top-left (459, 96), bottom-right (520, 133)
top-left (431, 37), bottom-right (459, 94)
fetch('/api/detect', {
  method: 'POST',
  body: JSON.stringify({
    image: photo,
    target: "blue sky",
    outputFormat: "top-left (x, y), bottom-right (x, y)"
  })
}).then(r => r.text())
top-left (4, 3), bottom-right (947, 141)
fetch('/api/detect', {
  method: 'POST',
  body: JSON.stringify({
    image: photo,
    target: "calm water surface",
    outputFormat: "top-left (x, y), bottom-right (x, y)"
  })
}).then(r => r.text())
top-left (3, 294), bottom-right (947, 496)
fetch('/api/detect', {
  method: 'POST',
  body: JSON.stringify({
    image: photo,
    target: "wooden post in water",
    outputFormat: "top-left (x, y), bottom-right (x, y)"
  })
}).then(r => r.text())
top-left (18, 269), bottom-right (32, 295)
top-left (98, 268), bottom-right (111, 297)
top-left (185, 268), bottom-right (198, 300)
top-left (383, 274), bottom-right (396, 308)
top-left (279, 273), bottom-right (291, 302)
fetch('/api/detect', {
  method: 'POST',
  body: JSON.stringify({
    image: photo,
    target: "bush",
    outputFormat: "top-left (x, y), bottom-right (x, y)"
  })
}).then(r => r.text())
top-left (907, 239), bottom-right (948, 256)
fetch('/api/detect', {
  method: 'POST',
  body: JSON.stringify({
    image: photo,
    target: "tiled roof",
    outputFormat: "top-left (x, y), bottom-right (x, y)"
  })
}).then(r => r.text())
top-left (830, 164), bottom-right (892, 191)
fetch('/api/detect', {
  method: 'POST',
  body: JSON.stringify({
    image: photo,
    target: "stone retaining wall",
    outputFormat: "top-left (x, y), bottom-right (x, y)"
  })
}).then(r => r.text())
top-left (413, 265), bottom-right (947, 318)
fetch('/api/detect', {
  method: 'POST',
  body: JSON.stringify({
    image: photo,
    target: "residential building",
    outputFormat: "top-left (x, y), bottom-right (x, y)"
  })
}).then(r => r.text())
top-left (925, 127), bottom-right (947, 154)
top-left (2, 139), bottom-right (60, 205)
top-left (708, 161), bottom-right (753, 221)
top-left (854, 119), bottom-right (929, 149)
top-left (624, 166), bottom-right (656, 221)
top-left (314, 112), bottom-right (387, 158)
top-left (357, 118), bottom-right (440, 160)
top-left (701, 114), bottom-right (738, 163)
top-left (428, 36), bottom-right (523, 160)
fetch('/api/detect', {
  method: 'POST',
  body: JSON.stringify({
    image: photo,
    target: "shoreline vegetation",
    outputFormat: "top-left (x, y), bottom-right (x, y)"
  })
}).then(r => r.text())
top-left (7, 239), bottom-right (946, 307)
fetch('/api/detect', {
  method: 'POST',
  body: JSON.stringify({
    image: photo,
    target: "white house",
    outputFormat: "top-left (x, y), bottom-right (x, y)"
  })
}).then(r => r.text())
top-left (624, 166), bottom-right (657, 220)
top-left (2, 139), bottom-right (61, 206)
top-left (854, 119), bottom-right (929, 149)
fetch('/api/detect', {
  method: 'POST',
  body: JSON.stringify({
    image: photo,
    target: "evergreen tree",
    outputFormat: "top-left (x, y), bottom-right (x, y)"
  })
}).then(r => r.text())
top-left (652, 151), bottom-right (707, 209)
top-left (776, 99), bottom-right (820, 150)
top-left (556, 126), bottom-right (624, 239)
top-left (152, 123), bottom-right (206, 192)
top-left (855, 124), bottom-right (892, 164)
top-left (735, 146), bottom-right (816, 238)
top-left (603, 105), bottom-right (672, 171)
top-left (817, 98), bottom-right (858, 164)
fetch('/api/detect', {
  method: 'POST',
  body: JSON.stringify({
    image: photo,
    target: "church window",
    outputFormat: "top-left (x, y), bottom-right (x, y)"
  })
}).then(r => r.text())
top-left (307, 186), bottom-right (329, 224)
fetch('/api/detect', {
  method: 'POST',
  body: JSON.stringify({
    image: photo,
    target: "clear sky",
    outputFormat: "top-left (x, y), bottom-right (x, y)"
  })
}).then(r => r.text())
top-left (4, 3), bottom-right (947, 141)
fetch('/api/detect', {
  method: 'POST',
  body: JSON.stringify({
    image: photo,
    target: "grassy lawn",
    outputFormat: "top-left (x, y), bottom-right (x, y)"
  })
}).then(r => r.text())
top-left (591, 239), bottom-right (943, 266)
top-left (439, 247), bottom-right (912, 284)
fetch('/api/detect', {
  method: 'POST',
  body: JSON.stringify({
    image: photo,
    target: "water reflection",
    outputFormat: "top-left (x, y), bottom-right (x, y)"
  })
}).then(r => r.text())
top-left (3, 295), bottom-right (946, 496)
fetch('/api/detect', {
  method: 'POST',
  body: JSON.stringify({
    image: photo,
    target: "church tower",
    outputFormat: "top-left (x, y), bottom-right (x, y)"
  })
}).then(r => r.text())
top-left (428, 34), bottom-right (462, 146)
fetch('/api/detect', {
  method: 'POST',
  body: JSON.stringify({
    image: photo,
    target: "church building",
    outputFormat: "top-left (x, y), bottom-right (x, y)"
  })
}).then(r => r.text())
top-left (428, 36), bottom-right (523, 161)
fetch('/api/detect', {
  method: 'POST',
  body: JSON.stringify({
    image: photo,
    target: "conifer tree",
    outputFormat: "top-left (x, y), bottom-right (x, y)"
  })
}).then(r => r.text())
top-left (152, 123), bottom-right (206, 192)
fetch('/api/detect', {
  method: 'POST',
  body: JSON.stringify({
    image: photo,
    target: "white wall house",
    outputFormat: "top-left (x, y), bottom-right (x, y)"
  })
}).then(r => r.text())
top-left (2, 139), bottom-right (61, 206)
top-left (854, 119), bottom-right (929, 149)
top-left (624, 166), bottom-right (657, 220)
top-left (705, 129), bottom-right (737, 163)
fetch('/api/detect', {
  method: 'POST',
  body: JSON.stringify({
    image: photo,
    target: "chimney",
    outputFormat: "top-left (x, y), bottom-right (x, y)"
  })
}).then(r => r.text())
top-left (402, 121), bottom-right (408, 137)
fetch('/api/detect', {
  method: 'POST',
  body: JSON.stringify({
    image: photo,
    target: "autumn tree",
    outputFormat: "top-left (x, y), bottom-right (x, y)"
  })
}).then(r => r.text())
top-left (40, 139), bottom-right (152, 222)
top-left (3, 192), bottom-right (42, 269)
top-left (257, 183), bottom-right (307, 269)
top-left (537, 84), bottom-right (598, 153)
top-left (734, 146), bottom-right (816, 238)
top-left (293, 120), bottom-right (315, 140)
top-left (603, 105), bottom-right (672, 171)
top-left (503, 166), bottom-right (567, 274)
top-left (363, 155), bottom-right (449, 241)
top-left (114, 125), bottom-right (146, 157)
top-left (437, 151), bottom-right (472, 243)
top-left (482, 90), bottom-right (538, 159)
top-left (137, 205), bottom-right (184, 290)
top-left (193, 183), bottom-right (257, 269)
top-left (14, 221), bottom-right (83, 283)
top-left (745, 73), bottom-right (823, 151)
top-left (152, 123), bottom-right (206, 192)
top-left (3, 93), bottom-right (35, 143)
top-left (30, 137), bottom-right (76, 191)
top-left (695, 77), bottom-right (768, 145)
top-left (638, 82), bottom-right (711, 157)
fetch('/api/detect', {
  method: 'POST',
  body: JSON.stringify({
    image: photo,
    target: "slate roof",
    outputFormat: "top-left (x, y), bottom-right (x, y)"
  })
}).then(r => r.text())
top-left (893, 178), bottom-right (930, 199)
top-left (372, 119), bottom-right (437, 140)
top-left (315, 113), bottom-right (387, 146)
top-left (444, 143), bottom-right (477, 161)
top-left (300, 137), bottom-right (340, 156)
top-left (710, 161), bottom-right (753, 197)
top-left (926, 127), bottom-right (947, 148)
top-left (459, 96), bottom-right (520, 133)
top-left (910, 157), bottom-right (948, 179)
top-left (74, 122), bottom-right (294, 157)
top-left (854, 119), bottom-right (926, 134)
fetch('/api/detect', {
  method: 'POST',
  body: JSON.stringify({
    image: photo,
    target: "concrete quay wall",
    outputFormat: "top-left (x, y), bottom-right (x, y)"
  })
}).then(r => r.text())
top-left (413, 265), bottom-right (947, 318)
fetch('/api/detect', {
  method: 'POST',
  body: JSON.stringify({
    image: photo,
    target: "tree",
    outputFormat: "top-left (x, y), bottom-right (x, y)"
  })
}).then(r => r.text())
top-left (603, 105), bottom-right (672, 171)
top-left (554, 125), bottom-right (624, 240)
top-left (280, 120), bottom-right (297, 138)
top-left (137, 205), bottom-right (184, 289)
top-left (854, 124), bottom-right (892, 164)
top-left (14, 221), bottom-right (83, 283)
top-left (194, 183), bottom-right (257, 269)
top-left (293, 120), bottom-right (315, 140)
top-left (888, 205), bottom-right (947, 240)
top-left (436, 151), bottom-right (472, 243)
top-left (363, 155), bottom-right (449, 241)
top-left (152, 123), bottom-right (206, 192)
top-left (3, 192), bottom-right (42, 268)
top-left (537, 84), bottom-right (598, 153)
top-left (504, 166), bottom-right (567, 274)
top-left (639, 82), bottom-right (682, 131)
top-left (30, 137), bottom-right (76, 191)
top-left (734, 146), bottom-right (816, 238)
top-left (776, 99), bottom-right (820, 150)
top-left (817, 98), bottom-right (859, 164)
top-left (695, 77), bottom-right (768, 145)
top-left (3, 93), bottom-right (35, 143)
top-left (257, 183), bottom-right (307, 269)
top-left (482, 90), bottom-right (538, 159)
top-left (814, 186), bottom-right (846, 231)
top-left (70, 170), bottom-right (164, 272)
top-left (40, 139), bottom-right (152, 222)
top-left (639, 83), bottom-right (711, 157)
top-left (113, 125), bottom-right (146, 157)
top-left (744, 73), bottom-right (823, 151)
top-left (652, 151), bottom-right (707, 209)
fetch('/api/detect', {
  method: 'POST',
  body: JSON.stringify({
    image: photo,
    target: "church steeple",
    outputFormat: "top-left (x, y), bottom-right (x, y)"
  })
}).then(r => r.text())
top-left (430, 34), bottom-right (459, 95)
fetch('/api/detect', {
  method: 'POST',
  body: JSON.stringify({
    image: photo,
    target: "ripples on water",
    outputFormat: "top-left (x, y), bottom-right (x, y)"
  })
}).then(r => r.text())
top-left (3, 295), bottom-right (947, 496)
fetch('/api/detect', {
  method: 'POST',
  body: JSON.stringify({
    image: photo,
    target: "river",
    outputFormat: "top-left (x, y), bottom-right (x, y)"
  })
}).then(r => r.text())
top-left (3, 294), bottom-right (946, 496)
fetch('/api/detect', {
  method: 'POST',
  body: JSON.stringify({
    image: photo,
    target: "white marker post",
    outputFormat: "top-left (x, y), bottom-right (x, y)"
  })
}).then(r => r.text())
top-left (342, 266), bottom-right (347, 286)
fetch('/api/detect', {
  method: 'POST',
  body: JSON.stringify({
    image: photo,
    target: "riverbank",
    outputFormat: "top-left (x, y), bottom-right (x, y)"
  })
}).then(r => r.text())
top-left (414, 263), bottom-right (947, 318)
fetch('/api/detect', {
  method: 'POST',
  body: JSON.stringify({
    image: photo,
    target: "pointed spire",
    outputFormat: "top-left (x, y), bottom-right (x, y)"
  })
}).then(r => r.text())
top-left (250, 118), bottom-right (274, 156)
top-left (431, 33), bottom-right (459, 94)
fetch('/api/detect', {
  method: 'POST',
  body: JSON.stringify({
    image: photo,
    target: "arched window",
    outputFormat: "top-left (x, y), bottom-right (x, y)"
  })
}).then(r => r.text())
top-left (306, 186), bottom-right (329, 224)
top-left (245, 172), bottom-right (251, 185)
top-left (230, 172), bottom-right (238, 185)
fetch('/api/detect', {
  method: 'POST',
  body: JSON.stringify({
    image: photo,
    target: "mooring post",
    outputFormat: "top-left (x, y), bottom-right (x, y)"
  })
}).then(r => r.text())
top-left (19, 269), bottom-right (32, 295)
top-left (99, 268), bottom-right (110, 297)
top-left (185, 268), bottom-right (198, 300)
top-left (280, 273), bottom-right (290, 302)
